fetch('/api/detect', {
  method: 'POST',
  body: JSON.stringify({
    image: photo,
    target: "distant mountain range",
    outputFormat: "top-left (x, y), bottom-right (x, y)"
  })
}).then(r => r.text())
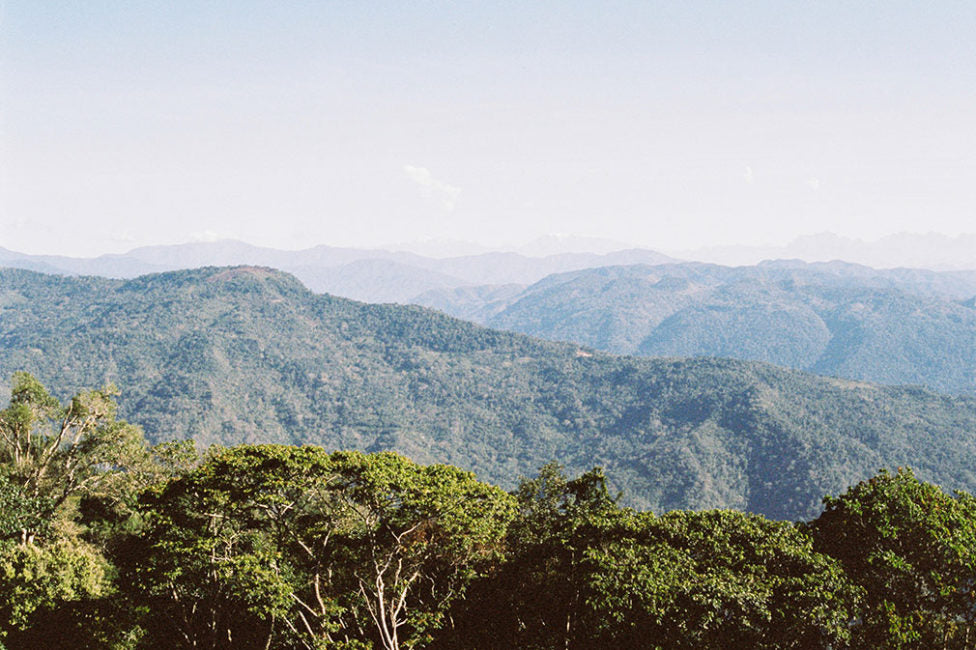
top-left (0, 240), bottom-right (676, 303)
top-left (3, 266), bottom-right (976, 520)
top-left (391, 234), bottom-right (636, 258)
top-left (414, 260), bottom-right (976, 396)
top-left (6, 239), bottom-right (976, 396)
top-left (676, 232), bottom-right (976, 269)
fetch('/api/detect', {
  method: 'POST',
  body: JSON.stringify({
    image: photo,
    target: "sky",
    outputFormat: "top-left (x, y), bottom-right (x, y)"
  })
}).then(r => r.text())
top-left (2, 2), bottom-right (975, 256)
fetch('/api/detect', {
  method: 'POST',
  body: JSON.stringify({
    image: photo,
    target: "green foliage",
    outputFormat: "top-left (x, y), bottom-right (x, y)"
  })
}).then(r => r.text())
top-left (127, 445), bottom-right (515, 650)
top-left (579, 510), bottom-right (860, 649)
top-left (502, 463), bottom-right (622, 649)
top-left (0, 474), bottom-right (53, 543)
top-left (0, 538), bottom-right (112, 645)
top-left (446, 465), bottom-right (860, 650)
top-left (124, 445), bottom-right (330, 649)
top-left (0, 371), bottom-right (148, 539)
top-left (5, 287), bottom-right (976, 647)
top-left (0, 374), bottom-right (155, 648)
top-left (808, 468), bottom-right (976, 648)
top-left (0, 372), bottom-right (970, 650)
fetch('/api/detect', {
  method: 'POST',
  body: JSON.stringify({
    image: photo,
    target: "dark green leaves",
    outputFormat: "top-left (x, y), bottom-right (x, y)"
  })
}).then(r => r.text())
top-left (130, 445), bottom-right (515, 650)
top-left (808, 468), bottom-right (976, 648)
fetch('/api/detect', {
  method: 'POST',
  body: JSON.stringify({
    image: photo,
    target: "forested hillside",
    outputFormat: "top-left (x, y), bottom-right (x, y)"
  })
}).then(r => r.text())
top-left (3, 266), bottom-right (976, 519)
top-left (1, 377), bottom-right (973, 649)
top-left (416, 260), bottom-right (976, 395)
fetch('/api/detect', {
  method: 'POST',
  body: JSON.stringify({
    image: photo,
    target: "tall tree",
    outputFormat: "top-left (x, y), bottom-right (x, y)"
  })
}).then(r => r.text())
top-left (443, 462), bottom-right (620, 650)
top-left (0, 372), bottom-right (146, 542)
top-left (808, 468), bottom-right (976, 648)
top-left (0, 373), bottom-right (149, 647)
top-left (326, 451), bottom-right (515, 650)
top-left (128, 445), bottom-right (515, 650)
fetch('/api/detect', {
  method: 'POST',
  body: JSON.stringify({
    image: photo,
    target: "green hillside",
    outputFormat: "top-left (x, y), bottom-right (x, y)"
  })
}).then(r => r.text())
top-left (422, 261), bottom-right (976, 395)
top-left (3, 266), bottom-right (976, 520)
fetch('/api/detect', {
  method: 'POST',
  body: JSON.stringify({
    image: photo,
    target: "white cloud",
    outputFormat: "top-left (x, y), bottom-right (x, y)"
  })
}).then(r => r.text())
top-left (403, 165), bottom-right (461, 211)
top-left (189, 229), bottom-right (222, 242)
top-left (806, 177), bottom-right (822, 191)
top-left (743, 165), bottom-right (755, 184)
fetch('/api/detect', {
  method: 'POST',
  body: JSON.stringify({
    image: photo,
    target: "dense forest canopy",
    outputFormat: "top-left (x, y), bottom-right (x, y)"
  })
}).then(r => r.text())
top-left (3, 267), bottom-right (976, 520)
top-left (1, 375), bottom-right (975, 649)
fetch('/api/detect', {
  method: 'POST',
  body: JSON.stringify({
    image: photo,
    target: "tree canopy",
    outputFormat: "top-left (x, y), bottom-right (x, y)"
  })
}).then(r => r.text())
top-left (127, 445), bottom-right (515, 650)
top-left (807, 468), bottom-right (976, 648)
top-left (1, 375), bottom-right (975, 650)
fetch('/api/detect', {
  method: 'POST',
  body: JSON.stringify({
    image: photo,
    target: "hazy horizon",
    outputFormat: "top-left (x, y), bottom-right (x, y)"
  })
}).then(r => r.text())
top-left (7, 229), bottom-right (976, 273)
top-left (3, 3), bottom-right (975, 257)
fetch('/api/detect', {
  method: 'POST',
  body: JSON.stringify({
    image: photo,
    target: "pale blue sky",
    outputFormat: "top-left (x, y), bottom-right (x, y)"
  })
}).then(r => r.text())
top-left (2, 2), bottom-right (975, 255)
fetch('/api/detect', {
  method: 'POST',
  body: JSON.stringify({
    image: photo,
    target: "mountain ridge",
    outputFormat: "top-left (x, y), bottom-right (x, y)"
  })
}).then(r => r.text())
top-left (3, 265), bottom-right (976, 520)
top-left (0, 240), bottom-right (677, 303)
top-left (675, 232), bottom-right (976, 269)
top-left (414, 261), bottom-right (976, 395)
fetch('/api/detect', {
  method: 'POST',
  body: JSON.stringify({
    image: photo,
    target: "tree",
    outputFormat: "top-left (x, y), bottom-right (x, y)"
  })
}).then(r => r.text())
top-left (124, 445), bottom-right (333, 649)
top-left (807, 468), bottom-right (976, 648)
top-left (443, 464), bottom-right (859, 650)
top-left (0, 373), bottom-right (149, 646)
top-left (440, 462), bottom-right (621, 650)
top-left (581, 509), bottom-right (860, 649)
top-left (326, 451), bottom-right (515, 650)
top-left (0, 372), bottom-right (147, 543)
top-left (0, 538), bottom-right (114, 649)
top-left (0, 473), bottom-right (53, 545)
top-left (128, 445), bottom-right (515, 650)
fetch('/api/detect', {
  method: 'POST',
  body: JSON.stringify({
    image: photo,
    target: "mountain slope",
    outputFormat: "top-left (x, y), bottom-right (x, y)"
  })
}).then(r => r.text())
top-left (2, 266), bottom-right (976, 520)
top-left (415, 261), bottom-right (976, 395)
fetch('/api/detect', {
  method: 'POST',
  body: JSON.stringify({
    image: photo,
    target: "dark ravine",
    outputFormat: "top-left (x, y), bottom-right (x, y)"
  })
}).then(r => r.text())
top-left (2, 265), bottom-right (976, 520)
